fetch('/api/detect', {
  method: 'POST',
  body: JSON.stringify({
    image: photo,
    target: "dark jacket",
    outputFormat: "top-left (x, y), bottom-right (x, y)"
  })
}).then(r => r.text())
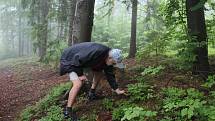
top-left (60, 42), bottom-right (118, 90)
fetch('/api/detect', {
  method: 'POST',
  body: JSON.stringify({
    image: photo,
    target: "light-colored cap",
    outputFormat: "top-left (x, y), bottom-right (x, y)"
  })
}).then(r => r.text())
top-left (109, 49), bottom-right (125, 69)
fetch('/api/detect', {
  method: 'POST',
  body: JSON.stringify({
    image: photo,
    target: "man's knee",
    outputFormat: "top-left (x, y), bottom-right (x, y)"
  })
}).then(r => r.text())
top-left (72, 80), bottom-right (83, 89)
top-left (69, 72), bottom-right (83, 88)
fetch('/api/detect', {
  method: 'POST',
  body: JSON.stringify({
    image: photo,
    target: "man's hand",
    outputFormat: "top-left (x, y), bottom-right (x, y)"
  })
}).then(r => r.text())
top-left (79, 75), bottom-right (87, 81)
top-left (114, 88), bottom-right (126, 95)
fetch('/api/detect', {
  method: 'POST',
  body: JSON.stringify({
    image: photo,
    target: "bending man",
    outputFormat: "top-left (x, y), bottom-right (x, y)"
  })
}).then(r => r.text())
top-left (60, 42), bottom-right (125, 120)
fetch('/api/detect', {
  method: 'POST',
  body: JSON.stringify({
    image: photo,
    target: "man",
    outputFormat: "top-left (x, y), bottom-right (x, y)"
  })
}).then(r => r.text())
top-left (60, 42), bottom-right (125, 120)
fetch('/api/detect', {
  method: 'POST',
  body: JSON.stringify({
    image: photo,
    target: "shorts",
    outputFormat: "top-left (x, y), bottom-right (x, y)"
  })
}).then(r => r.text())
top-left (60, 64), bottom-right (83, 76)
top-left (68, 70), bottom-right (104, 82)
top-left (69, 72), bottom-right (79, 81)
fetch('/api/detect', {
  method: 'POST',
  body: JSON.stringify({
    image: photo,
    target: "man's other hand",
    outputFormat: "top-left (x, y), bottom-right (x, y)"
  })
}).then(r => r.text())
top-left (79, 75), bottom-right (87, 81)
top-left (114, 88), bottom-right (125, 95)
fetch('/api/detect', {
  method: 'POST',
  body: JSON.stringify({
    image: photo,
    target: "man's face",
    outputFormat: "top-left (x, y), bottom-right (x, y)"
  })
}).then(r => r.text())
top-left (106, 56), bottom-right (116, 66)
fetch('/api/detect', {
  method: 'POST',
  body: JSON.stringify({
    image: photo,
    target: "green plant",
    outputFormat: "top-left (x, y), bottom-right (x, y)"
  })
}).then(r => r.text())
top-left (112, 101), bottom-right (135, 121)
top-left (162, 87), bottom-right (186, 98)
top-left (159, 117), bottom-right (172, 121)
top-left (43, 40), bottom-right (67, 68)
top-left (36, 83), bottom-right (70, 112)
top-left (38, 106), bottom-right (64, 121)
top-left (202, 75), bottom-right (215, 88)
top-left (19, 83), bottom-right (70, 121)
top-left (186, 88), bottom-right (204, 99)
top-left (136, 30), bottom-right (169, 61)
top-left (19, 106), bottom-right (36, 121)
top-left (113, 107), bottom-right (125, 121)
top-left (159, 0), bottom-right (198, 70)
top-left (131, 75), bottom-right (145, 83)
top-left (209, 91), bottom-right (215, 100)
top-left (162, 87), bottom-right (206, 120)
top-left (141, 65), bottom-right (165, 76)
top-left (199, 106), bottom-right (215, 121)
top-left (127, 82), bottom-right (155, 102)
top-left (121, 106), bottom-right (157, 121)
top-left (102, 98), bottom-right (114, 111)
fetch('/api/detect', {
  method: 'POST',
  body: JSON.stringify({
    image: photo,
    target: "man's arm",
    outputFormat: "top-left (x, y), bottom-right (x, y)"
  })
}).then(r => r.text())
top-left (104, 66), bottom-right (118, 90)
top-left (104, 66), bottom-right (125, 95)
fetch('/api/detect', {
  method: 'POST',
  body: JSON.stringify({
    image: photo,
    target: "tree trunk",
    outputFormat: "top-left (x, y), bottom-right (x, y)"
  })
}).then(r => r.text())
top-left (129, 0), bottom-right (137, 58)
top-left (10, 30), bottom-right (15, 53)
top-left (38, 0), bottom-right (50, 61)
top-left (186, 0), bottom-right (209, 77)
top-left (57, 0), bottom-right (68, 40)
top-left (18, 0), bottom-right (24, 57)
top-left (72, 0), bottom-right (95, 44)
top-left (18, 7), bottom-right (23, 56)
top-left (21, 29), bottom-right (25, 55)
top-left (68, 0), bottom-right (77, 46)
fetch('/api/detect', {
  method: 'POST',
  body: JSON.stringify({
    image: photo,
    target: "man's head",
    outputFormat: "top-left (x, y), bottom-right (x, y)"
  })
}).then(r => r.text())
top-left (106, 49), bottom-right (125, 68)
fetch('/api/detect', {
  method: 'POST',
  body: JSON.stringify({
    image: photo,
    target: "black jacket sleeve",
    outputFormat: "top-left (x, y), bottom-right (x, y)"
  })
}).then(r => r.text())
top-left (104, 66), bottom-right (118, 90)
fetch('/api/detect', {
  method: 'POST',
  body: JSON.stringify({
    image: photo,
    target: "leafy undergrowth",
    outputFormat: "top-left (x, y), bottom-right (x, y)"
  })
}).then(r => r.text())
top-left (18, 83), bottom-right (71, 121)
top-left (18, 57), bottom-right (215, 121)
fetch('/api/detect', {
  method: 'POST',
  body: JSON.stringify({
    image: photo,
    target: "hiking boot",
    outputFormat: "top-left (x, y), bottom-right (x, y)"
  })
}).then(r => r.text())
top-left (63, 107), bottom-right (78, 121)
top-left (88, 91), bottom-right (97, 100)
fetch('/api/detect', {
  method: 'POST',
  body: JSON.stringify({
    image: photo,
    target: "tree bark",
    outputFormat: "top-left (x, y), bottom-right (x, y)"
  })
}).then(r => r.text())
top-left (186, 0), bottom-right (209, 77)
top-left (18, 4), bottom-right (23, 56)
top-left (57, 0), bottom-right (68, 40)
top-left (68, 0), bottom-right (77, 46)
top-left (38, 0), bottom-right (50, 61)
top-left (72, 0), bottom-right (95, 44)
top-left (18, 0), bottom-right (26, 57)
top-left (129, 0), bottom-right (137, 58)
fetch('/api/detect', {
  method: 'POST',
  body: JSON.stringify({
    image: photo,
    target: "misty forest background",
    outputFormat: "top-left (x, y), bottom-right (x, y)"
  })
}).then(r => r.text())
top-left (1, 0), bottom-right (215, 121)
top-left (0, 0), bottom-right (214, 76)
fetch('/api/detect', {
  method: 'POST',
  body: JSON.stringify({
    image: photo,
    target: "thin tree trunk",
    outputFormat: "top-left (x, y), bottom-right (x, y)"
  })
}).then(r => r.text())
top-left (26, 36), bottom-right (29, 56)
top-left (68, 0), bottom-right (77, 46)
top-left (39, 0), bottom-right (50, 61)
top-left (57, 0), bottom-right (68, 41)
top-left (129, 0), bottom-right (137, 58)
top-left (64, 21), bottom-right (69, 41)
top-left (72, 0), bottom-right (95, 44)
top-left (18, 8), bottom-right (22, 56)
top-left (21, 29), bottom-right (25, 55)
top-left (18, 0), bottom-right (23, 56)
top-left (10, 30), bottom-right (15, 53)
top-left (186, 0), bottom-right (209, 77)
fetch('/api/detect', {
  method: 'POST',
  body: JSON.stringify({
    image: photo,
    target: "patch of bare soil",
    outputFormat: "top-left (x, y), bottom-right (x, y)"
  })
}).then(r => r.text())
top-left (0, 63), bottom-right (68, 121)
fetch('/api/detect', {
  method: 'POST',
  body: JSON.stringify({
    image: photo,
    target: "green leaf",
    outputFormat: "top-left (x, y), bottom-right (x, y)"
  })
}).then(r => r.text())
top-left (181, 108), bottom-right (188, 117)
top-left (187, 107), bottom-right (194, 119)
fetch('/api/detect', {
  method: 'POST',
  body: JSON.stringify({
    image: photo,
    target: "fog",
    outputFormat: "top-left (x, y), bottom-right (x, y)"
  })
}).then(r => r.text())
top-left (0, 0), bottom-right (214, 61)
top-left (0, 0), bottom-right (134, 60)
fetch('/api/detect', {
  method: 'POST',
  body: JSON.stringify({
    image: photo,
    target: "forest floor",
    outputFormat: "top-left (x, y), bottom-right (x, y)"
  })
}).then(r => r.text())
top-left (0, 57), bottom-right (68, 121)
top-left (0, 56), bottom-right (215, 121)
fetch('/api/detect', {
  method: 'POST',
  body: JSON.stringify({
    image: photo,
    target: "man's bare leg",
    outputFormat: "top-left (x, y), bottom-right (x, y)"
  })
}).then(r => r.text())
top-left (67, 79), bottom-right (82, 107)
top-left (64, 73), bottom-right (87, 120)
top-left (88, 71), bottom-right (104, 100)
top-left (91, 71), bottom-right (104, 89)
